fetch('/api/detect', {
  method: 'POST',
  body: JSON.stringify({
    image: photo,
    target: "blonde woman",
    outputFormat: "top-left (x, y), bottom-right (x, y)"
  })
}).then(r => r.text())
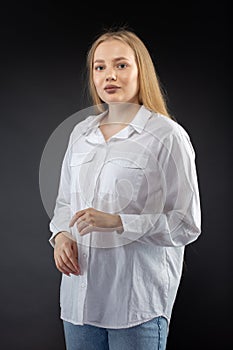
top-left (49, 28), bottom-right (201, 350)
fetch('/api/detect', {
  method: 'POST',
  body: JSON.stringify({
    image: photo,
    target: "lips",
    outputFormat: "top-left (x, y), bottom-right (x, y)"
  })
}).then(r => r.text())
top-left (104, 85), bottom-right (120, 93)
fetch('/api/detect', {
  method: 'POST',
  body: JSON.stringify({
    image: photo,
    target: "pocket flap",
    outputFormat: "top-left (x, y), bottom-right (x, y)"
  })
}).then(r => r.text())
top-left (70, 152), bottom-right (96, 166)
top-left (108, 151), bottom-right (149, 169)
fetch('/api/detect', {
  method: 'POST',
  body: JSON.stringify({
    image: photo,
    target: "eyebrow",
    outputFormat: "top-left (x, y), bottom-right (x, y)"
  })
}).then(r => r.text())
top-left (94, 57), bottom-right (130, 64)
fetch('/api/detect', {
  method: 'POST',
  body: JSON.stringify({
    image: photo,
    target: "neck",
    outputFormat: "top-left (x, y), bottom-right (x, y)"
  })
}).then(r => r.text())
top-left (103, 103), bottom-right (141, 125)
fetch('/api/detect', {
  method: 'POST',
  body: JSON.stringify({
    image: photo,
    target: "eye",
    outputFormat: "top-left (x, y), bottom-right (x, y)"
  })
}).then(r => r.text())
top-left (117, 63), bottom-right (128, 69)
top-left (94, 65), bottom-right (105, 71)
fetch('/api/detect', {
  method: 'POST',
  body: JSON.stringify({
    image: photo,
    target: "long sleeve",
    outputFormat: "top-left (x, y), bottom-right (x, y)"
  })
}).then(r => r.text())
top-left (48, 136), bottom-right (72, 248)
top-left (118, 127), bottom-right (202, 247)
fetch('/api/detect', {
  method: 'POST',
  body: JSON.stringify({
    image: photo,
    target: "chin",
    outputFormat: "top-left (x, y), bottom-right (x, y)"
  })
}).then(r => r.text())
top-left (105, 94), bottom-right (131, 103)
top-left (104, 98), bottom-right (124, 104)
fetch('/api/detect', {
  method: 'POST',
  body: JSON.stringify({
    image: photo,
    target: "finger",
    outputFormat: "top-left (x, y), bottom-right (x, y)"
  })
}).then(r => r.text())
top-left (77, 218), bottom-right (90, 234)
top-left (79, 223), bottom-right (94, 236)
top-left (55, 254), bottom-right (73, 274)
top-left (67, 244), bottom-right (80, 272)
top-left (55, 256), bottom-right (74, 276)
top-left (77, 219), bottom-right (89, 233)
top-left (61, 251), bottom-right (80, 273)
top-left (65, 244), bottom-right (80, 272)
top-left (69, 210), bottom-right (86, 227)
top-left (72, 241), bottom-right (78, 260)
top-left (76, 216), bottom-right (86, 227)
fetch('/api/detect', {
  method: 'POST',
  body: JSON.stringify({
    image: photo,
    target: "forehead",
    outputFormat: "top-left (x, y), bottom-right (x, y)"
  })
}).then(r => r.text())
top-left (94, 39), bottom-right (135, 60)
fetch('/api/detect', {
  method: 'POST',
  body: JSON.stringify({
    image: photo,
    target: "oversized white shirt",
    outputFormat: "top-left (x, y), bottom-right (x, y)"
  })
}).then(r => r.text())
top-left (49, 105), bottom-right (201, 328)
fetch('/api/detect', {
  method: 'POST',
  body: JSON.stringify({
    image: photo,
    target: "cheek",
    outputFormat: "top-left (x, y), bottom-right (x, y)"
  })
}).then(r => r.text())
top-left (132, 70), bottom-right (139, 86)
top-left (125, 72), bottom-right (139, 92)
top-left (93, 74), bottom-right (100, 88)
top-left (123, 69), bottom-right (138, 85)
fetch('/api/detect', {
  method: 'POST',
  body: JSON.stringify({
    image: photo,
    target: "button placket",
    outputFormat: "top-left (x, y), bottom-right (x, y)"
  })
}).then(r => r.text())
top-left (77, 278), bottom-right (88, 321)
top-left (91, 146), bottom-right (109, 207)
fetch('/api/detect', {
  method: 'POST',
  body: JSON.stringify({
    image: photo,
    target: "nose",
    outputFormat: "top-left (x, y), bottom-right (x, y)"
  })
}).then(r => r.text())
top-left (105, 68), bottom-right (117, 81)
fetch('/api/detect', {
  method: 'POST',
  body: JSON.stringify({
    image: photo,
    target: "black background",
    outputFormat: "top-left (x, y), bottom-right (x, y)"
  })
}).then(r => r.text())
top-left (0, 1), bottom-right (232, 349)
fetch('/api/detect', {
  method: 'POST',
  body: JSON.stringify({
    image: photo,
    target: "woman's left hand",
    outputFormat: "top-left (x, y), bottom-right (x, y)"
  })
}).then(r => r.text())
top-left (69, 208), bottom-right (123, 236)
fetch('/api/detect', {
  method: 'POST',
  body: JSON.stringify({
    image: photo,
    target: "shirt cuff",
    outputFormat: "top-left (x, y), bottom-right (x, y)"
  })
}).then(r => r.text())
top-left (49, 221), bottom-right (72, 248)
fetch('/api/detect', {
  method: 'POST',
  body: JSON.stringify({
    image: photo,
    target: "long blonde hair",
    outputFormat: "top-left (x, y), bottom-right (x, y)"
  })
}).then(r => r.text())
top-left (86, 28), bottom-right (173, 120)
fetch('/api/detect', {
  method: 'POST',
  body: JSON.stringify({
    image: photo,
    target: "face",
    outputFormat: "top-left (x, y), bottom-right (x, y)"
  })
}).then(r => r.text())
top-left (92, 39), bottom-right (139, 105)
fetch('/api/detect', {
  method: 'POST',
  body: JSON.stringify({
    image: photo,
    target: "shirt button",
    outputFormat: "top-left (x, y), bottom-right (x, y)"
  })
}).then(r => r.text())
top-left (81, 282), bottom-right (86, 288)
top-left (83, 253), bottom-right (87, 258)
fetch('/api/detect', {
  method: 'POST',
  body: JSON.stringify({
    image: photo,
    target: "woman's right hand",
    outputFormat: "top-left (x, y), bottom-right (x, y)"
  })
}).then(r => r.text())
top-left (54, 232), bottom-right (81, 276)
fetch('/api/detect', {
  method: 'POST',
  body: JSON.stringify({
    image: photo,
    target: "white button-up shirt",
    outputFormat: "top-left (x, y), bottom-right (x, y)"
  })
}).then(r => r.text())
top-left (49, 105), bottom-right (201, 328)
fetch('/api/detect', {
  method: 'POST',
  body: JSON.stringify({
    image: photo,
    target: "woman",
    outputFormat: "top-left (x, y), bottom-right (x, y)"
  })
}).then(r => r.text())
top-left (49, 28), bottom-right (201, 350)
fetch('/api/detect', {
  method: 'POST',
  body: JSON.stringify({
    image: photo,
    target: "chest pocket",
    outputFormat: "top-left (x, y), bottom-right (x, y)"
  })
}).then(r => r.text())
top-left (69, 151), bottom-right (96, 193)
top-left (102, 152), bottom-right (149, 202)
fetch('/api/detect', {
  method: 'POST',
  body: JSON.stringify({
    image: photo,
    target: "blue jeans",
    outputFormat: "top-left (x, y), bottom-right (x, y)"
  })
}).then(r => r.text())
top-left (63, 316), bottom-right (168, 350)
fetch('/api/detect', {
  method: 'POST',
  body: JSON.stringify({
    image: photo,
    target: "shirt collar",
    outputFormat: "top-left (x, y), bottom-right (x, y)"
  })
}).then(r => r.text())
top-left (81, 105), bottom-right (152, 137)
